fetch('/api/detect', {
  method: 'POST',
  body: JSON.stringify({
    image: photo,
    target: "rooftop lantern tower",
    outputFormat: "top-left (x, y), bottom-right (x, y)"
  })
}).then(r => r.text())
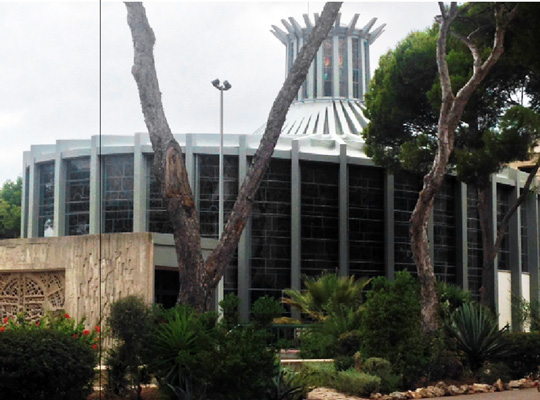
top-left (255, 13), bottom-right (385, 138)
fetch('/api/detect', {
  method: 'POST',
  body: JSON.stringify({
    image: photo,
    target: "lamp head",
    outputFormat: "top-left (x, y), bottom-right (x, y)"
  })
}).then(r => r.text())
top-left (211, 79), bottom-right (220, 88)
top-left (223, 80), bottom-right (232, 91)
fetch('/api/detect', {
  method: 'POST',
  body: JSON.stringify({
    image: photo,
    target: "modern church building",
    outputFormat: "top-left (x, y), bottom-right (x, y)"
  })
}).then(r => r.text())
top-left (3, 13), bottom-right (539, 328)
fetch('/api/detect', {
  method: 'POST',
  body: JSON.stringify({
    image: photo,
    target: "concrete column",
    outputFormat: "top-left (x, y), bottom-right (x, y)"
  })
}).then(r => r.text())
top-left (185, 134), bottom-right (195, 191)
top-left (384, 170), bottom-right (395, 280)
top-left (527, 191), bottom-right (539, 314)
top-left (456, 182), bottom-right (468, 290)
top-left (291, 140), bottom-right (301, 290)
top-left (489, 178), bottom-right (499, 316)
top-left (133, 133), bottom-right (146, 232)
top-left (237, 136), bottom-right (250, 322)
top-left (27, 159), bottom-right (38, 238)
top-left (89, 136), bottom-right (101, 235)
top-left (21, 153), bottom-right (31, 238)
top-left (53, 152), bottom-right (66, 237)
top-left (509, 171), bottom-right (522, 331)
top-left (339, 143), bottom-right (348, 277)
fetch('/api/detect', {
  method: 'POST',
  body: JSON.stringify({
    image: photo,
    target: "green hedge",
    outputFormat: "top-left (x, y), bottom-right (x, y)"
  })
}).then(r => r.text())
top-left (0, 329), bottom-right (96, 400)
top-left (501, 332), bottom-right (540, 379)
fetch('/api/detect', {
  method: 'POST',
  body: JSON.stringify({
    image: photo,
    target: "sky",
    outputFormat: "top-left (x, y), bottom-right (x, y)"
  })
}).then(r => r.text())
top-left (0, 1), bottom-right (441, 185)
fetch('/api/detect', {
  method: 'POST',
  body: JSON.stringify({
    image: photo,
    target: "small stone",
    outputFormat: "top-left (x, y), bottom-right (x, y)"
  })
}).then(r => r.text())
top-left (389, 392), bottom-right (408, 400)
top-left (405, 390), bottom-right (422, 399)
top-left (520, 378), bottom-right (535, 388)
top-left (416, 387), bottom-right (435, 398)
top-left (493, 379), bottom-right (504, 392)
top-left (472, 383), bottom-right (491, 393)
top-left (447, 385), bottom-right (463, 395)
top-left (435, 381), bottom-right (449, 395)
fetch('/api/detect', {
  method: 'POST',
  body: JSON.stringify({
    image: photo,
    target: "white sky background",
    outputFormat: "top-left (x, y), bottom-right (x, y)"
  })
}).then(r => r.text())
top-left (0, 1), bottom-right (441, 185)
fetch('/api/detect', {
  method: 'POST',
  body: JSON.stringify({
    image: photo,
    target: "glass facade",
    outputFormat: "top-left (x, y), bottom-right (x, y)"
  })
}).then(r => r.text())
top-left (300, 161), bottom-right (339, 277)
top-left (467, 186), bottom-right (483, 299)
top-left (250, 159), bottom-right (291, 303)
top-left (433, 178), bottom-right (457, 283)
top-left (38, 162), bottom-right (55, 237)
top-left (65, 157), bottom-right (90, 236)
top-left (146, 156), bottom-right (172, 234)
top-left (352, 38), bottom-right (361, 99)
top-left (103, 154), bottom-right (134, 233)
top-left (393, 171), bottom-right (423, 275)
top-left (348, 166), bottom-right (385, 278)
top-left (196, 154), bottom-right (239, 294)
top-left (497, 185), bottom-right (510, 271)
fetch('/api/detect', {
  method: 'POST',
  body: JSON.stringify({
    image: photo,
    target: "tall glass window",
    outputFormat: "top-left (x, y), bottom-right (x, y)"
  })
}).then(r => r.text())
top-left (146, 156), bottom-right (172, 234)
top-left (348, 166), bottom-right (385, 278)
top-left (433, 178), bottom-right (457, 283)
top-left (467, 186), bottom-right (483, 300)
top-left (38, 162), bottom-right (55, 237)
top-left (103, 154), bottom-right (134, 233)
top-left (301, 161), bottom-right (339, 277)
top-left (393, 171), bottom-right (423, 275)
top-left (352, 38), bottom-right (360, 99)
top-left (322, 39), bottom-right (333, 97)
top-left (497, 185), bottom-right (510, 271)
top-left (197, 154), bottom-right (239, 294)
top-left (338, 36), bottom-right (348, 97)
top-left (65, 157), bottom-right (90, 236)
top-left (250, 159), bottom-right (291, 304)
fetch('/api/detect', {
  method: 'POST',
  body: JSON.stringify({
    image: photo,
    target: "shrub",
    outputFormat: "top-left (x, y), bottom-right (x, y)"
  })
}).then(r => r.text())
top-left (362, 357), bottom-right (401, 393)
top-left (332, 370), bottom-right (381, 397)
top-left (438, 280), bottom-right (472, 321)
top-left (0, 329), bottom-right (96, 399)
top-left (359, 270), bottom-right (426, 384)
top-left (297, 363), bottom-right (380, 397)
top-left (219, 293), bottom-right (240, 330)
top-left (298, 328), bottom-right (336, 359)
top-left (267, 364), bottom-right (306, 400)
top-left (106, 295), bottom-right (153, 399)
top-left (149, 304), bottom-right (278, 400)
top-left (476, 361), bottom-right (513, 383)
top-left (445, 302), bottom-right (508, 374)
top-left (252, 295), bottom-right (285, 329)
top-left (334, 356), bottom-right (355, 371)
top-left (501, 331), bottom-right (540, 379)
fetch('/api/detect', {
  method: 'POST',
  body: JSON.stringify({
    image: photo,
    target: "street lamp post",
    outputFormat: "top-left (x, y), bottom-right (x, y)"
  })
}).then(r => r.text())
top-left (211, 79), bottom-right (232, 240)
top-left (211, 78), bottom-right (231, 308)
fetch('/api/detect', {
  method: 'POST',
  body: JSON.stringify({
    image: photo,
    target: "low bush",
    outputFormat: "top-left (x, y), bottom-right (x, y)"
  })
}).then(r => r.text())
top-left (362, 357), bottom-right (401, 393)
top-left (359, 270), bottom-right (427, 384)
top-left (298, 363), bottom-right (380, 398)
top-left (298, 328), bottom-right (336, 358)
top-left (476, 361), bottom-right (513, 383)
top-left (105, 295), bottom-right (153, 399)
top-left (0, 328), bottom-right (96, 400)
top-left (219, 293), bottom-right (240, 330)
top-left (501, 331), bottom-right (540, 379)
top-left (334, 356), bottom-right (355, 371)
top-left (252, 295), bottom-right (285, 329)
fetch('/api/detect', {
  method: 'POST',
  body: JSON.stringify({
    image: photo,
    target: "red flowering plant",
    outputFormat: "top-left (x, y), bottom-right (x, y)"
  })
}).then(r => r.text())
top-left (0, 312), bottom-right (100, 350)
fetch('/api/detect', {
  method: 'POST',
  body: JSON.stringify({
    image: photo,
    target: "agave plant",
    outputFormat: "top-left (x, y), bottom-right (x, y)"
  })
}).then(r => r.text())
top-left (445, 302), bottom-right (508, 373)
top-left (282, 273), bottom-right (370, 321)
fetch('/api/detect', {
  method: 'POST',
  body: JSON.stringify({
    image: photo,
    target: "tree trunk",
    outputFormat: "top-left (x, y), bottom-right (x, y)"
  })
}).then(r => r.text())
top-left (410, 2), bottom-right (515, 334)
top-left (125, 2), bottom-right (342, 312)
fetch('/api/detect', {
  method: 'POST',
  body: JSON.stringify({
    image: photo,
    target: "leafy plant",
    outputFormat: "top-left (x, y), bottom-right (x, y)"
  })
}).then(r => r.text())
top-left (359, 270), bottom-right (426, 384)
top-left (106, 295), bottom-right (153, 400)
top-left (362, 358), bottom-right (401, 393)
top-left (0, 329), bottom-right (97, 399)
top-left (283, 273), bottom-right (370, 321)
top-left (252, 295), bottom-right (285, 329)
top-left (500, 331), bottom-right (540, 379)
top-left (445, 302), bottom-right (508, 373)
top-left (266, 363), bottom-right (305, 400)
top-left (219, 293), bottom-right (240, 330)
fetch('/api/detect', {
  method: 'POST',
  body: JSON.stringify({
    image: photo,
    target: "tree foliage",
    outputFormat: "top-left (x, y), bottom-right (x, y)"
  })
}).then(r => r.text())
top-left (0, 177), bottom-right (21, 239)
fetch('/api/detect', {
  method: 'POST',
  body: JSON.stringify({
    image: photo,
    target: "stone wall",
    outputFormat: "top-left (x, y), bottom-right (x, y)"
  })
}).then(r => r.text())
top-left (0, 233), bottom-right (154, 328)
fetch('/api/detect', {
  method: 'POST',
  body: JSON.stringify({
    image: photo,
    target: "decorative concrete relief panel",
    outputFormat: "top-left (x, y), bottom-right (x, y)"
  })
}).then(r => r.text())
top-left (0, 271), bottom-right (65, 322)
top-left (0, 233), bottom-right (154, 328)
